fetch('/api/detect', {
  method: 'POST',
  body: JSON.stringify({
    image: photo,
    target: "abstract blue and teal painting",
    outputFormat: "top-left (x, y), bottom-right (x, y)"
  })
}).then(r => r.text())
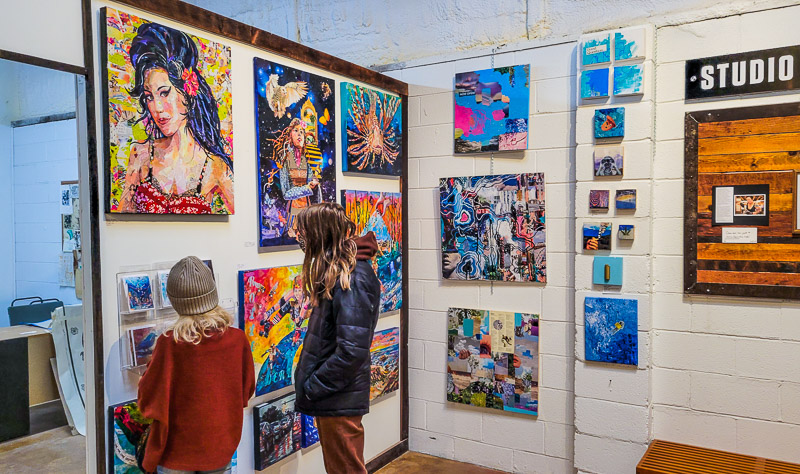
top-left (341, 82), bottom-right (402, 176)
top-left (301, 414), bottom-right (319, 448)
top-left (585, 297), bottom-right (638, 365)
top-left (614, 28), bottom-right (646, 61)
top-left (613, 65), bottom-right (644, 96)
top-left (582, 34), bottom-right (611, 65)
top-left (580, 69), bottom-right (610, 99)
top-left (594, 107), bottom-right (625, 139)
top-left (454, 65), bottom-right (530, 154)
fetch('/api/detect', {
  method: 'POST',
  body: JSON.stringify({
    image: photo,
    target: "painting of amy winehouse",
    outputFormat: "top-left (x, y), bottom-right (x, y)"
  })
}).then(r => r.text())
top-left (239, 265), bottom-right (310, 396)
top-left (255, 59), bottom-right (336, 248)
top-left (102, 7), bottom-right (234, 214)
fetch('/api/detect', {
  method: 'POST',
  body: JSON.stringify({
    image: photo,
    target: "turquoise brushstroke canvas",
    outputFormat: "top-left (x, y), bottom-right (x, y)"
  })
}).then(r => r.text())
top-left (613, 65), bottom-right (644, 96)
top-left (614, 29), bottom-right (646, 61)
top-left (582, 35), bottom-right (611, 65)
top-left (580, 69), bottom-right (609, 99)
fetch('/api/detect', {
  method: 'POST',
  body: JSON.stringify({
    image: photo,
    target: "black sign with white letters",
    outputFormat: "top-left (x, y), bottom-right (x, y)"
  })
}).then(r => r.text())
top-left (686, 46), bottom-right (800, 99)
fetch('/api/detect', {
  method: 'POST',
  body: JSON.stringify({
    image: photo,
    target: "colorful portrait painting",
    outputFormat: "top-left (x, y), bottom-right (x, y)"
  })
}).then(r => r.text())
top-left (123, 274), bottom-right (154, 312)
top-left (447, 307), bottom-right (539, 415)
top-left (255, 59), bottom-right (336, 248)
top-left (589, 190), bottom-right (610, 210)
top-left (594, 146), bottom-right (623, 177)
top-left (102, 7), bottom-right (234, 215)
top-left (594, 107), bottom-right (625, 139)
top-left (300, 414), bottom-right (319, 449)
top-left (342, 190), bottom-right (402, 313)
top-left (440, 173), bottom-right (546, 282)
top-left (584, 297), bottom-right (638, 365)
top-left (239, 266), bottom-right (309, 396)
top-left (253, 393), bottom-right (302, 470)
top-left (341, 83), bottom-right (402, 176)
top-left (369, 327), bottom-right (400, 401)
top-left (583, 222), bottom-right (612, 251)
top-left (109, 400), bottom-right (151, 474)
top-left (454, 65), bottom-right (530, 154)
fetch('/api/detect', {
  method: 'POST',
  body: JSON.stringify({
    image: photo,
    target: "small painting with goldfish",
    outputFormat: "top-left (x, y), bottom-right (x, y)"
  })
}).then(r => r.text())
top-left (594, 107), bottom-right (625, 139)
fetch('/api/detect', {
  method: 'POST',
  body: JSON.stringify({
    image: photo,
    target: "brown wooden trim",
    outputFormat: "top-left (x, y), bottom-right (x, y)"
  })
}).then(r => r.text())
top-left (82, 0), bottom-right (106, 472)
top-left (698, 259), bottom-right (800, 272)
top-left (366, 439), bottom-right (408, 473)
top-left (794, 170), bottom-right (800, 234)
top-left (698, 270), bottom-right (800, 286)
top-left (11, 112), bottom-right (77, 128)
top-left (0, 48), bottom-right (86, 76)
top-left (400, 94), bottom-right (410, 443)
top-left (104, 0), bottom-right (407, 97)
top-left (692, 102), bottom-right (800, 124)
top-left (684, 112), bottom-right (700, 294)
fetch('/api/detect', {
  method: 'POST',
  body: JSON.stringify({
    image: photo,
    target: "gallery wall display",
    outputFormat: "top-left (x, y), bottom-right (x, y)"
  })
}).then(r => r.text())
top-left (369, 327), bottom-right (400, 401)
top-left (580, 27), bottom-right (646, 100)
top-left (253, 393), bottom-right (302, 470)
top-left (109, 400), bottom-right (150, 473)
top-left (239, 265), bottom-right (309, 396)
top-left (440, 173), bottom-right (546, 282)
top-left (685, 45), bottom-right (800, 100)
top-left (685, 103), bottom-right (800, 299)
top-left (447, 307), bottom-right (539, 415)
top-left (584, 297), bottom-right (638, 365)
top-left (583, 222), bottom-right (612, 251)
top-left (61, 181), bottom-right (81, 253)
top-left (255, 58), bottom-right (337, 248)
top-left (594, 146), bottom-right (623, 176)
top-left (594, 108), bottom-right (625, 139)
top-left (454, 65), bottom-right (530, 153)
top-left (342, 190), bottom-right (402, 313)
top-left (341, 82), bottom-right (403, 176)
top-left (101, 7), bottom-right (234, 215)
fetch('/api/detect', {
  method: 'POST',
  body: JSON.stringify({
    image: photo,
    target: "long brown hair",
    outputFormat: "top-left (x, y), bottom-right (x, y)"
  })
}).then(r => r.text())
top-left (296, 202), bottom-right (357, 306)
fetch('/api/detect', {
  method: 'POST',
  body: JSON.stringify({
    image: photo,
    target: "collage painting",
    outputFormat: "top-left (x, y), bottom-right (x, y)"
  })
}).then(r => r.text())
top-left (103, 7), bottom-right (234, 215)
top-left (440, 173), bottom-right (546, 282)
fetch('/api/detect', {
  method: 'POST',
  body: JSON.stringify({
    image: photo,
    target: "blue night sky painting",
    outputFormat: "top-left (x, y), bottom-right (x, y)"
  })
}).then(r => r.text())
top-left (584, 297), bottom-right (638, 365)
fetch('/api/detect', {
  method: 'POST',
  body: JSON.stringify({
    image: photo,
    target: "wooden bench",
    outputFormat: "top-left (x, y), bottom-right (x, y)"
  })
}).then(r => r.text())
top-left (637, 439), bottom-right (800, 473)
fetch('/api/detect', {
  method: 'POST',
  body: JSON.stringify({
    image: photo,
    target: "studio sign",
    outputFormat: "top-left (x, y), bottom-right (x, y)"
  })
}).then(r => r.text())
top-left (686, 45), bottom-right (799, 99)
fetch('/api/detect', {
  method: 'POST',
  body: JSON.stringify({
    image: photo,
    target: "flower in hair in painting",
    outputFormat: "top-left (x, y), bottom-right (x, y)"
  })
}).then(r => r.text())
top-left (182, 68), bottom-right (199, 97)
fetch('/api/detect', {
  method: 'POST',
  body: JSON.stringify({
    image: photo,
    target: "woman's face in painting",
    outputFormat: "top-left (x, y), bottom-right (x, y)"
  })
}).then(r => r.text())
top-left (143, 68), bottom-right (188, 137)
top-left (290, 125), bottom-right (305, 149)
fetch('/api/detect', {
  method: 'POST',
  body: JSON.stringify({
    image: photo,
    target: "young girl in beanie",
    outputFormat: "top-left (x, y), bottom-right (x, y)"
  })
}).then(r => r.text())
top-left (138, 256), bottom-right (255, 473)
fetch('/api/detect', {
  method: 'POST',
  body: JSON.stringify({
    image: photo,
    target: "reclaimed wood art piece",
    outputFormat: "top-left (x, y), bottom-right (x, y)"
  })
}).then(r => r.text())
top-left (685, 103), bottom-right (800, 299)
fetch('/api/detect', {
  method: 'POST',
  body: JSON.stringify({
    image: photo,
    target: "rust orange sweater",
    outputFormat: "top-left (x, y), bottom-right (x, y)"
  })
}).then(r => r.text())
top-left (137, 327), bottom-right (255, 472)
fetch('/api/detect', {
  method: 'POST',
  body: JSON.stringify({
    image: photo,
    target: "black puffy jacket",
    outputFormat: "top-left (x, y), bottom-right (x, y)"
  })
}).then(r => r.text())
top-left (294, 234), bottom-right (381, 417)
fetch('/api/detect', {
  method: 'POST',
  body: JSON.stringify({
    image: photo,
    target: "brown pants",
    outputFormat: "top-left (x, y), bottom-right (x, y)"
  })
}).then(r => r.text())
top-left (316, 415), bottom-right (367, 474)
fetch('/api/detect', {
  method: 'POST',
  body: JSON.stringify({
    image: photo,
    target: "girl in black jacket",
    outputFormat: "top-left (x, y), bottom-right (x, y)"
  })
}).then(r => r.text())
top-left (293, 202), bottom-right (381, 474)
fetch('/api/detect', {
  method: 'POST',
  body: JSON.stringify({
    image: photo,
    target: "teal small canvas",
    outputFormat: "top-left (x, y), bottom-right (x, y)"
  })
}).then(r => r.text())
top-left (582, 34), bottom-right (611, 65)
top-left (613, 65), bottom-right (644, 96)
top-left (593, 256), bottom-right (623, 286)
top-left (614, 29), bottom-right (646, 61)
top-left (580, 69), bottom-right (609, 99)
top-left (594, 107), bottom-right (625, 139)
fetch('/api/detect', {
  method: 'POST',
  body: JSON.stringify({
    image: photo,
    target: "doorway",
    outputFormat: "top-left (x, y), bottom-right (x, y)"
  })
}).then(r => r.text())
top-left (0, 57), bottom-right (88, 473)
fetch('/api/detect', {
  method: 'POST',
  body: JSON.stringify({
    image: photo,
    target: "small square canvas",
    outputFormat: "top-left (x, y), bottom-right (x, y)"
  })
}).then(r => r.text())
top-left (580, 69), bottom-right (609, 99)
top-left (615, 189), bottom-right (637, 210)
top-left (593, 256), bottom-right (623, 286)
top-left (369, 328), bottom-right (400, 401)
top-left (157, 270), bottom-right (171, 308)
top-left (301, 414), bottom-right (319, 449)
top-left (128, 324), bottom-right (158, 367)
top-left (123, 274), bottom-right (154, 312)
top-left (589, 190), bottom-right (610, 210)
top-left (584, 297), bottom-right (638, 365)
top-left (594, 107), bottom-right (625, 139)
top-left (582, 34), bottom-right (611, 65)
top-left (583, 222), bottom-right (612, 250)
top-left (613, 65), bottom-right (644, 96)
top-left (253, 393), bottom-right (302, 470)
top-left (594, 146), bottom-right (623, 176)
top-left (618, 224), bottom-right (635, 240)
top-left (614, 28), bottom-right (646, 61)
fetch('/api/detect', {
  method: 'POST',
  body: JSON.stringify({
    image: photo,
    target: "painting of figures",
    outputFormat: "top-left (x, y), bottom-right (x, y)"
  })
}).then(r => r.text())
top-left (584, 297), bottom-right (638, 365)
top-left (447, 307), bottom-right (539, 415)
top-left (341, 83), bottom-right (402, 176)
top-left (342, 190), bottom-right (402, 313)
top-left (440, 173), bottom-right (546, 282)
top-left (454, 65), bottom-right (530, 154)
top-left (369, 328), bottom-right (400, 401)
top-left (102, 7), bottom-right (234, 214)
top-left (239, 266), bottom-right (309, 396)
top-left (254, 58), bottom-right (336, 247)
top-left (253, 393), bottom-right (302, 470)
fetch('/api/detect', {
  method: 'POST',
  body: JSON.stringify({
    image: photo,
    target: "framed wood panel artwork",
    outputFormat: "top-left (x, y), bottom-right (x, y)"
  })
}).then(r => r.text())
top-left (684, 102), bottom-right (800, 299)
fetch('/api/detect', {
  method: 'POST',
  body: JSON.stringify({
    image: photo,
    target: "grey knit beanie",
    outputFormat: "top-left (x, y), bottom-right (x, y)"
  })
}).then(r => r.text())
top-left (167, 256), bottom-right (218, 316)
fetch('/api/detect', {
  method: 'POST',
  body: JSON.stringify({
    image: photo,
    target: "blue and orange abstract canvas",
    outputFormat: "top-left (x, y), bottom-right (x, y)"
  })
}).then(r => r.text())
top-left (615, 189), bottom-right (637, 210)
top-left (613, 65), bottom-right (644, 96)
top-left (300, 414), bottom-right (319, 449)
top-left (454, 65), bottom-right (530, 153)
top-left (440, 173), bottom-right (546, 282)
top-left (341, 82), bottom-right (402, 176)
top-left (342, 190), bottom-right (402, 313)
top-left (594, 107), bottom-right (625, 139)
top-left (447, 307), bottom-right (539, 415)
top-left (582, 34), bottom-right (611, 65)
top-left (584, 297), bottom-right (638, 365)
top-left (370, 327), bottom-right (400, 401)
top-left (580, 69), bottom-right (609, 99)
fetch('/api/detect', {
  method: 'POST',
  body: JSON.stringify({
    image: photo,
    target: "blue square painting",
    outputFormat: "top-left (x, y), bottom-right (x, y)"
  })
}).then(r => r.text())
top-left (582, 34), bottom-right (611, 65)
top-left (615, 189), bottom-right (637, 210)
top-left (454, 65), bottom-right (530, 154)
top-left (341, 82), bottom-right (402, 176)
top-left (580, 69), bottom-right (609, 99)
top-left (614, 28), bottom-right (646, 61)
top-left (613, 65), bottom-right (644, 96)
top-left (594, 107), bottom-right (625, 139)
top-left (585, 297), bottom-right (638, 365)
top-left (301, 414), bottom-right (319, 448)
top-left (592, 257), bottom-right (623, 286)
top-left (618, 224), bottom-right (635, 240)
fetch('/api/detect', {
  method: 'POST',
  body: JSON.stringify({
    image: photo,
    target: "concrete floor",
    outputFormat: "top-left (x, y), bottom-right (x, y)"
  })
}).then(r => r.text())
top-left (0, 426), bottom-right (86, 474)
top-left (378, 452), bottom-right (508, 474)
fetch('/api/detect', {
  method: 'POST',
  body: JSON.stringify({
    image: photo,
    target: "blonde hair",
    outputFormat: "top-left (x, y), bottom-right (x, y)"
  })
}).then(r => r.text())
top-left (170, 306), bottom-right (233, 345)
